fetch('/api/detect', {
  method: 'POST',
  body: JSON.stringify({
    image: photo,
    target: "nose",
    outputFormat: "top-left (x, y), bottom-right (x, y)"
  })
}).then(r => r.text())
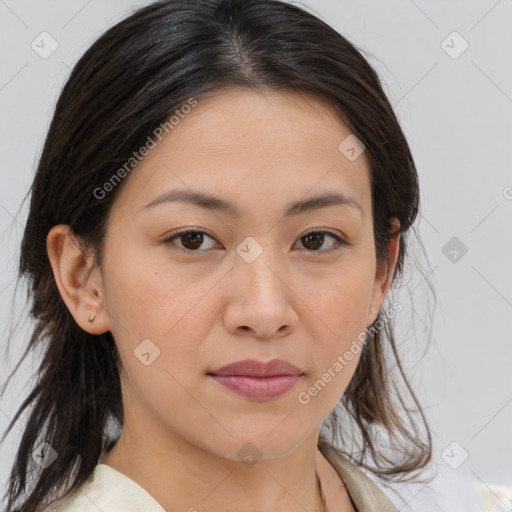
top-left (222, 244), bottom-right (299, 339)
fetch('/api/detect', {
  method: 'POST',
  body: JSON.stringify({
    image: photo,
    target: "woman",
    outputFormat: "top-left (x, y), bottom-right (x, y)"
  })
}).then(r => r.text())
top-left (1, 0), bottom-right (434, 511)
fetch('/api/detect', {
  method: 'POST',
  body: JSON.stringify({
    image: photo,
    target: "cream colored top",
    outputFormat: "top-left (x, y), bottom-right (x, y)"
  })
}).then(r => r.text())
top-left (44, 446), bottom-right (398, 512)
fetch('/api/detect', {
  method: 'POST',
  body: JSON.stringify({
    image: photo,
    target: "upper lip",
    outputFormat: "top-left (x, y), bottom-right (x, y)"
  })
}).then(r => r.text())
top-left (208, 358), bottom-right (304, 377)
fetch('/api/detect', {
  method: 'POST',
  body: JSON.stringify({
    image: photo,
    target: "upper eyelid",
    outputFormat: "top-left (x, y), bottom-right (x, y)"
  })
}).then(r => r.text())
top-left (166, 228), bottom-right (345, 239)
top-left (164, 228), bottom-right (349, 248)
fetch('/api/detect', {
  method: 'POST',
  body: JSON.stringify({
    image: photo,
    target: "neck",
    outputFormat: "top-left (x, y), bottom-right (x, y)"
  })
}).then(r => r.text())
top-left (101, 425), bottom-right (326, 512)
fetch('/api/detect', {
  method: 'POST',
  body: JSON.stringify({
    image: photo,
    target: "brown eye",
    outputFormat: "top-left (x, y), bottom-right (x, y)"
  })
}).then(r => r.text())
top-left (179, 231), bottom-right (205, 250)
top-left (163, 230), bottom-right (218, 253)
top-left (163, 228), bottom-right (348, 256)
top-left (296, 230), bottom-right (348, 252)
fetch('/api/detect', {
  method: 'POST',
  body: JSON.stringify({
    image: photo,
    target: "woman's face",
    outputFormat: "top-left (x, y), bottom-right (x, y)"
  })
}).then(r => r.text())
top-left (56, 88), bottom-right (399, 462)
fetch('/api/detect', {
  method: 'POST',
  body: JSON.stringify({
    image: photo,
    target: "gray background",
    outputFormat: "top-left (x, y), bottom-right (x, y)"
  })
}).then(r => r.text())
top-left (1, 1), bottom-right (511, 510)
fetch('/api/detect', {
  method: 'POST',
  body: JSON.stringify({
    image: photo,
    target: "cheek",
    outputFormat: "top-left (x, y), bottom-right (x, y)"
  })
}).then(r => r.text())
top-left (103, 244), bottom-right (196, 337)
top-left (293, 298), bottom-right (368, 427)
top-left (301, 258), bottom-right (375, 334)
top-left (103, 250), bottom-right (218, 390)
top-left (296, 260), bottom-right (374, 394)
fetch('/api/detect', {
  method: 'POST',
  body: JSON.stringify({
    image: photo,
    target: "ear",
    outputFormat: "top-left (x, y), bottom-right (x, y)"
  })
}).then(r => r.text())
top-left (46, 224), bottom-right (110, 335)
top-left (367, 218), bottom-right (401, 326)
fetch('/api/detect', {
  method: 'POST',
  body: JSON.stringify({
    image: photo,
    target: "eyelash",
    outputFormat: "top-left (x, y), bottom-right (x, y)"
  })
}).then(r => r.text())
top-left (162, 229), bottom-right (350, 256)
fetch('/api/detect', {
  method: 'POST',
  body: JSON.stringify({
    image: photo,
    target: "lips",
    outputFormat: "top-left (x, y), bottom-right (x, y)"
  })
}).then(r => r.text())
top-left (208, 358), bottom-right (304, 377)
top-left (207, 359), bottom-right (305, 400)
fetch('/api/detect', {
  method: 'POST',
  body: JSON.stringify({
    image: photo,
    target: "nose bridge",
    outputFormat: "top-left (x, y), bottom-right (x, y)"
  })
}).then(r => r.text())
top-left (234, 235), bottom-right (284, 296)
top-left (223, 235), bottom-right (298, 338)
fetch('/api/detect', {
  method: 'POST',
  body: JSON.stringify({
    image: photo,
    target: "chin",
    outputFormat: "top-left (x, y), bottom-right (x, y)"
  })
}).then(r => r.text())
top-left (207, 430), bottom-right (309, 464)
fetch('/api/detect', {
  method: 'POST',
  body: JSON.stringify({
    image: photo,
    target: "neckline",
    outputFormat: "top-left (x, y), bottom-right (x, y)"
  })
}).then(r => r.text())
top-left (93, 463), bottom-right (166, 510)
top-left (95, 450), bottom-right (356, 512)
top-left (316, 449), bottom-right (358, 511)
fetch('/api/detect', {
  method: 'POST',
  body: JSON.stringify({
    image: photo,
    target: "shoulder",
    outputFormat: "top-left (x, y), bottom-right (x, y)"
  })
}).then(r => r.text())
top-left (42, 464), bottom-right (165, 512)
top-left (319, 442), bottom-right (399, 512)
top-left (42, 465), bottom-right (106, 512)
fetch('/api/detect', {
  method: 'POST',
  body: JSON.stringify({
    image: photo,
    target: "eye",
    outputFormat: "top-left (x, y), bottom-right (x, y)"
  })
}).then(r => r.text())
top-left (163, 230), bottom-right (219, 254)
top-left (163, 228), bottom-right (349, 255)
top-left (294, 230), bottom-right (349, 253)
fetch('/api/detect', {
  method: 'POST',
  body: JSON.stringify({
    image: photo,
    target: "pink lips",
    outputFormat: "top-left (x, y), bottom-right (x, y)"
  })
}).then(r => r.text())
top-left (208, 359), bottom-right (304, 400)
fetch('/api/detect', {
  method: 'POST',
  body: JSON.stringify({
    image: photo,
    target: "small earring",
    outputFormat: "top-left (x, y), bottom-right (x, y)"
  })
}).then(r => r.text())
top-left (88, 314), bottom-right (95, 323)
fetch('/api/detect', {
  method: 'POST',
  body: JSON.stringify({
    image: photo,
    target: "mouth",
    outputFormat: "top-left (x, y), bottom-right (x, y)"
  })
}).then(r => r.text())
top-left (207, 359), bottom-right (305, 401)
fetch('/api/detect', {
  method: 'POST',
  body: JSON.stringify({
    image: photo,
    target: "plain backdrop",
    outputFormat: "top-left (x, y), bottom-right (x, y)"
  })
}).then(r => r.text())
top-left (1, 1), bottom-right (511, 511)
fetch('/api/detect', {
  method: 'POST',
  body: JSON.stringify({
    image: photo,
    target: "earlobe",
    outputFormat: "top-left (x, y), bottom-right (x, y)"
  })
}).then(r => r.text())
top-left (46, 224), bottom-right (110, 335)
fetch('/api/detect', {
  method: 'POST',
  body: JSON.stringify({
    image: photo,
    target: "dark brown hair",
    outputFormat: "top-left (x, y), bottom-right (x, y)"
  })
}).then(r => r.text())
top-left (1, 0), bottom-right (435, 510)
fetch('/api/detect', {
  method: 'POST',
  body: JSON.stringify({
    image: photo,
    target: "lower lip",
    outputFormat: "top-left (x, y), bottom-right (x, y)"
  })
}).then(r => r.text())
top-left (209, 374), bottom-right (303, 400)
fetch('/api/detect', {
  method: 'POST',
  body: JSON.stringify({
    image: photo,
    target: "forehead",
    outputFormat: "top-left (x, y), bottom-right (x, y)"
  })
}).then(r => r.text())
top-left (111, 88), bottom-right (371, 218)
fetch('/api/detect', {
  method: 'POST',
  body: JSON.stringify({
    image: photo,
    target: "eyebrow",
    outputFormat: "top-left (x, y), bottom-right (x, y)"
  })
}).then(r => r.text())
top-left (139, 188), bottom-right (364, 218)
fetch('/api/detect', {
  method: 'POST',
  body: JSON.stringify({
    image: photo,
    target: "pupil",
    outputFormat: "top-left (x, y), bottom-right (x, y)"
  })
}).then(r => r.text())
top-left (303, 232), bottom-right (323, 250)
top-left (183, 232), bottom-right (203, 250)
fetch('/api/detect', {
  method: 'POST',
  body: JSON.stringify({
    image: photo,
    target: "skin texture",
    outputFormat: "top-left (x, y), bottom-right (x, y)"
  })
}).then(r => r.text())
top-left (47, 88), bottom-right (400, 512)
